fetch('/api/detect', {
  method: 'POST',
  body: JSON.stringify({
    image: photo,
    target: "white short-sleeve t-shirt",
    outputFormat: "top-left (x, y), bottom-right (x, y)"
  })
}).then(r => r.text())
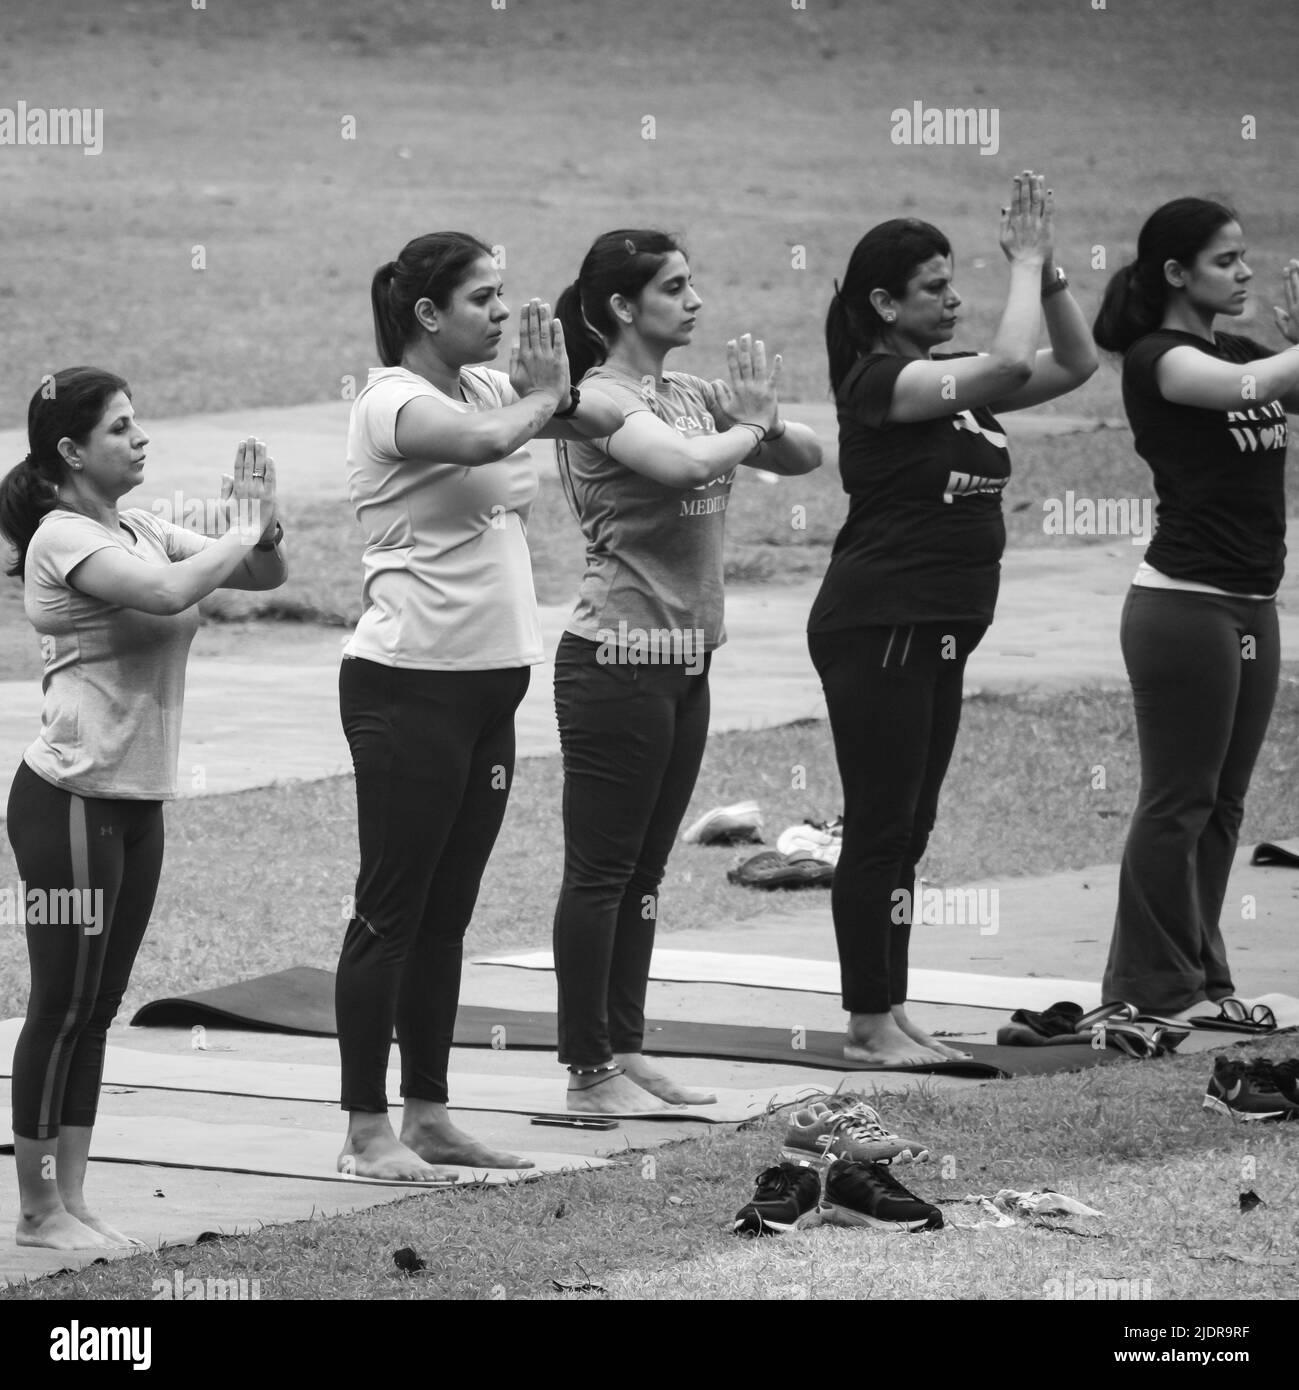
top-left (343, 366), bottom-right (544, 670)
top-left (23, 507), bottom-right (211, 799)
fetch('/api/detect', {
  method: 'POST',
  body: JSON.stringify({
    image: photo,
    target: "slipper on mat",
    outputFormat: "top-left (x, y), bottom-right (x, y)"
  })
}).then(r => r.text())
top-left (1250, 841), bottom-right (1299, 868)
top-left (1007, 1001), bottom-right (1085, 1039)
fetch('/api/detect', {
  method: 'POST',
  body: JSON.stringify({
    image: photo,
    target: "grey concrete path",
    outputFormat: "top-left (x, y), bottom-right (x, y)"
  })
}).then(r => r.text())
top-left (4, 545), bottom-right (1297, 803)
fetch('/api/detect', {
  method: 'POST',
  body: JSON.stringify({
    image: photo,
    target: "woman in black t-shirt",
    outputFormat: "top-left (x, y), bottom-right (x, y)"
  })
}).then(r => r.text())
top-left (1092, 198), bottom-right (1299, 1018)
top-left (810, 173), bottom-right (1098, 1067)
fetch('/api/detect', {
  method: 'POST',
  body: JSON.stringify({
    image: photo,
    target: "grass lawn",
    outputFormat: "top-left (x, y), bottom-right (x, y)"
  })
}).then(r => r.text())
top-left (3, 0), bottom-right (1299, 427)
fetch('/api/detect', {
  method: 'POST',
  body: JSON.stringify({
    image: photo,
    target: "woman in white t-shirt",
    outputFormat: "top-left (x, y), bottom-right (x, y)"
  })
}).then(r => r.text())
top-left (0, 365), bottom-right (285, 1250)
top-left (336, 232), bottom-right (623, 1181)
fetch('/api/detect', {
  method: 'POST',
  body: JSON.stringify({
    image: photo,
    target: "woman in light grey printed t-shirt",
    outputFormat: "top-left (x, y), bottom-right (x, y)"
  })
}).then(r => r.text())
top-left (0, 365), bottom-right (286, 1251)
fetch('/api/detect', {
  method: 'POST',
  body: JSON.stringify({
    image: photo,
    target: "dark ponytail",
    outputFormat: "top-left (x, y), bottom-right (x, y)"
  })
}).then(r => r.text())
top-left (0, 366), bottom-right (130, 578)
top-left (554, 229), bottom-right (682, 381)
top-left (1092, 197), bottom-right (1238, 354)
top-left (370, 232), bottom-right (495, 367)
top-left (826, 218), bottom-right (952, 393)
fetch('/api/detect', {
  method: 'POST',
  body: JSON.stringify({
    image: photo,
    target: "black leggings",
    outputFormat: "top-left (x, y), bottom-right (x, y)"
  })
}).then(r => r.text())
top-left (7, 760), bottom-right (164, 1141)
top-left (552, 632), bottom-right (711, 1066)
top-left (1105, 586), bottom-right (1280, 1013)
top-left (808, 622), bottom-right (987, 1015)
top-left (336, 656), bottom-right (530, 1111)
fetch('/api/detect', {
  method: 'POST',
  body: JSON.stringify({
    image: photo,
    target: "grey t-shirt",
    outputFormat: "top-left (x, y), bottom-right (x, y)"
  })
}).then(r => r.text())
top-left (559, 366), bottom-right (734, 652)
top-left (23, 507), bottom-right (209, 799)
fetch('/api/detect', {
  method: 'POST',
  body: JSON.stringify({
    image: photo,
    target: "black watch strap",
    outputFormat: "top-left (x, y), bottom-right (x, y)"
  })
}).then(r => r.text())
top-left (553, 386), bottom-right (581, 419)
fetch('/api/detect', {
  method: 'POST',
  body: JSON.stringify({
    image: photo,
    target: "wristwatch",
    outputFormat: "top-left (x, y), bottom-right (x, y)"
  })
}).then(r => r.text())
top-left (553, 386), bottom-right (581, 419)
top-left (1042, 265), bottom-right (1070, 298)
top-left (255, 521), bottom-right (284, 551)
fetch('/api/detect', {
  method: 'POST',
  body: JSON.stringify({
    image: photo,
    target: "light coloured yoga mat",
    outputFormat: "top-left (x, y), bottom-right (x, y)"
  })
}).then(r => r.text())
top-left (0, 1115), bottom-right (605, 1188)
top-left (0, 1021), bottom-right (823, 1123)
top-left (472, 949), bottom-right (1106, 1013)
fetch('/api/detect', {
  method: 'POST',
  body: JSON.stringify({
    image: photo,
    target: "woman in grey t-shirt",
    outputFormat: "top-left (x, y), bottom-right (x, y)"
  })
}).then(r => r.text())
top-left (551, 230), bottom-right (822, 1114)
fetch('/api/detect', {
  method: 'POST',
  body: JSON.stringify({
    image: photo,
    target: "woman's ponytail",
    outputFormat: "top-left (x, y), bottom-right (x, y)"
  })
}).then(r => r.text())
top-left (370, 261), bottom-right (403, 367)
top-left (1092, 260), bottom-right (1166, 354)
top-left (554, 278), bottom-right (605, 383)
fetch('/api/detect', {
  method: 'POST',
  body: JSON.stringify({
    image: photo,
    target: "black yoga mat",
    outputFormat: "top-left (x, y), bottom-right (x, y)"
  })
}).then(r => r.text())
top-left (132, 967), bottom-right (1123, 1080)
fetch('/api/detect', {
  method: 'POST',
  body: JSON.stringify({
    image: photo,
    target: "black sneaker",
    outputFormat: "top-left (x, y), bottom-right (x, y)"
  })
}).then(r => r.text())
top-left (819, 1158), bottom-right (943, 1231)
top-left (732, 1163), bottom-right (823, 1236)
top-left (1203, 1056), bottom-right (1299, 1121)
top-left (1269, 1058), bottom-right (1299, 1107)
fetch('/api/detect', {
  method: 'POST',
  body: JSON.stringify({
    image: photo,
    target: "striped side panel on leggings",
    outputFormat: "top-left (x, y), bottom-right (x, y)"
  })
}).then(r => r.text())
top-left (880, 625), bottom-right (916, 668)
top-left (35, 791), bottom-right (97, 1137)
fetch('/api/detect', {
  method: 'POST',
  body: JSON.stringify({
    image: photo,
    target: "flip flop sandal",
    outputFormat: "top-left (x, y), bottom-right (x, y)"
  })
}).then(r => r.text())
top-left (1251, 842), bottom-right (1299, 868)
top-left (1097, 1022), bottom-right (1163, 1059)
top-left (1077, 1001), bottom-right (1141, 1032)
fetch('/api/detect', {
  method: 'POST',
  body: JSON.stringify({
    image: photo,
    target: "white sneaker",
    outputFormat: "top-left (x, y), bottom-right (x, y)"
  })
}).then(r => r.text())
top-left (681, 801), bottom-right (764, 845)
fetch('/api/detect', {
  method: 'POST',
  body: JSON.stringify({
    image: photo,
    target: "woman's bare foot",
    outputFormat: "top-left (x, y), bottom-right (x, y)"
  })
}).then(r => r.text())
top-left (16, 1210), bottom-right (115, 1250)
top-left (844, 1013), bottom-right (947, 1067)
top-left (566, 1068), bottom-right (670, 1114)
top-left (400, 1106), bottom-right (534, 1170)
top-left (338, 1116), bottom-right (457, 1182)
top-left (614, 1053), bottom-right (716, 1105)
top-left (891, 1005), bottom-right (973, 1061)
top-left (63, 1208), bottom-right (145, 1247)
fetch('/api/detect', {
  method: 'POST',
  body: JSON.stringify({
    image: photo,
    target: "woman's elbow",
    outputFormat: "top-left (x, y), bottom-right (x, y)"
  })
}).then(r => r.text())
top-left (998, 358), bottom-right (1036, 387)
top-left (1065, 353), bottom-right (1101, 384)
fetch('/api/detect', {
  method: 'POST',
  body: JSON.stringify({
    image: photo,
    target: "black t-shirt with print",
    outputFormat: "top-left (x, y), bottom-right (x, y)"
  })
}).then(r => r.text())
top-left (1123, 330), bottom-right (1288, 594)
top-left (808, 351), bottom-right (1012, 630)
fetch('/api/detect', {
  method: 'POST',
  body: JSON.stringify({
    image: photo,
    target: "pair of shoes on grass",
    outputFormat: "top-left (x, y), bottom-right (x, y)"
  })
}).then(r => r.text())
top-left (1203, 1055), bottom-right (1299, 1121)
top-left (732, 1095), bottom-right (942, 1235)
top-left (732, 1160), bottom-right (943, 1236)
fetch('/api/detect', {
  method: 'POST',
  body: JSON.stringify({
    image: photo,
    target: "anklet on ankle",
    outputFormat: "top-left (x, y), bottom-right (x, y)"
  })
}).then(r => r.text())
top-left (568, 1062), bottom-right (624, 1089)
